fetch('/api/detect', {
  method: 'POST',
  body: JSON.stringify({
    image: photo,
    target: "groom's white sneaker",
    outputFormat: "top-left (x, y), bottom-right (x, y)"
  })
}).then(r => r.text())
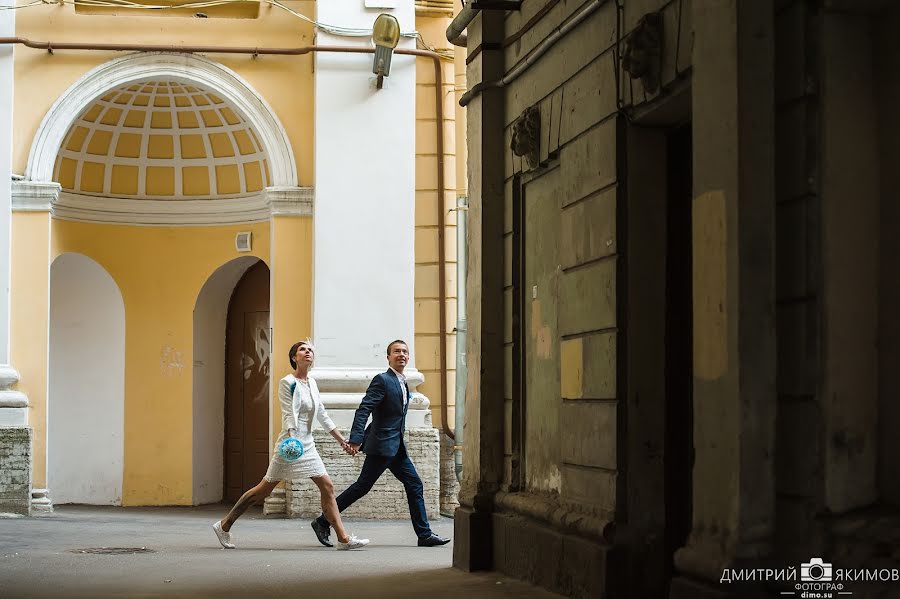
top-left (212, 520), bottom-right (235, 549)
top-left (335, 534), bottom-right (369, 550)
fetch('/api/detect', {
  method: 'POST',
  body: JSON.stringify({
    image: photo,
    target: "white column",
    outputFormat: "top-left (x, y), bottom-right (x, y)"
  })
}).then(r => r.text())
top-left (0, 0), bottom-right (14, 368)
top-left (312, 1), bottom-right (429, 427)
top-left (0, 0), bottom-right (27, 424)
top-left (0, 0), bottom-right (34, 517)
top-left (9, 181), bottom-right (57, 515)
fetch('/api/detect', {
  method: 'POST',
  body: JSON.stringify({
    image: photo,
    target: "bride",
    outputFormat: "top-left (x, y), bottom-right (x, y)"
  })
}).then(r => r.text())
top-left (213, 340), bottom-right (369, 550)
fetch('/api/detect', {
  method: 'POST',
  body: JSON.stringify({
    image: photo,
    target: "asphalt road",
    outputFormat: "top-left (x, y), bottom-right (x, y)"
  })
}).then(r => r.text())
top-left (0, 504), bottom-right (562, 599)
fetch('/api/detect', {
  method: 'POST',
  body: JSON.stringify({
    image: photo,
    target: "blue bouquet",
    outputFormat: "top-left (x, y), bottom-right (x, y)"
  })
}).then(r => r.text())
top-left (278, 437), bottom-right (304, 462)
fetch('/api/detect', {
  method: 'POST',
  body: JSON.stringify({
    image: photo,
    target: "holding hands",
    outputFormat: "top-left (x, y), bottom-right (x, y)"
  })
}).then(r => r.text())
top-left (340, 440), bottom-right (361, 456)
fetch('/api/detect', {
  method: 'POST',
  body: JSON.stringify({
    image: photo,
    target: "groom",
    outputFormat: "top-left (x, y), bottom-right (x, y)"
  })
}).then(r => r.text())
top-left (311, 339), bottom-right (450, 547)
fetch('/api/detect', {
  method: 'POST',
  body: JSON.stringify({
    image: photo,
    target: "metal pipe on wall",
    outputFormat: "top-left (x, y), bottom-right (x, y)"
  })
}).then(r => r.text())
top-left (446, 4), bottom-right (477, 47)
top-left (458, 0), bottom-right (606, 107)
top-left (454, 195), bottom-right (468, 480)
top-left (0, 37), bottom-right (455, 440)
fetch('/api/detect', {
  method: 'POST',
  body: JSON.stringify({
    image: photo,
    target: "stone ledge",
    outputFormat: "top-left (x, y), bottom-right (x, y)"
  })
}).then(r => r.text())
top-left (0, 391), bottom-right (27, 408)
top-left (285, 428), bottom-right (441, 519)
top-left (0, 365), bottom-right (22, 389)
top-left (31, 488), bottom-right (53, 515)
top-left (494, 490), bottom-right (615, 543)
top-left (0, 427), bottom-right (32, 516)
top-left (453, 505), bottom-right (493, 572)
top-left (489, 510), bottom-right (621, 599)
top-left (263, 485), bottom-right (287, 518)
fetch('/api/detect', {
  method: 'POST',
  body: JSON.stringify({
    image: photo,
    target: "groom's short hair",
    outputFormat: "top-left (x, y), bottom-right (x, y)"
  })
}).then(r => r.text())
top-left (386, 339), bottom-right (408, 356)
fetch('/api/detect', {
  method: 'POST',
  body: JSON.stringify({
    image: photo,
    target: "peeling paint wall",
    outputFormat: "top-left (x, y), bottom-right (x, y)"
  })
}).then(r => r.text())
top-left (499, 0), bottom-right (685, 522)
top-left (523, 168), bottom-right (561, 494)
top-left (461, 1), bottom-right (900, 597)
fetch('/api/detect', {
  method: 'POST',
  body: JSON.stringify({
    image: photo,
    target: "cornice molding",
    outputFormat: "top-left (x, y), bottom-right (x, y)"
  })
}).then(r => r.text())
top-left (52, 191), bottom-right (269, 225)
top-left (11, 180), bottom-right (61, 212)
top-left (12, 182), bottom-right (313, 225)
top-left (266, 186), bottom-right (314, 217)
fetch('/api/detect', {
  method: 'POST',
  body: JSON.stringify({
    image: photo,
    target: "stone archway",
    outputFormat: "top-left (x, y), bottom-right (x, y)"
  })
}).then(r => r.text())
top-left (26, 52), bottom-right (297, 188)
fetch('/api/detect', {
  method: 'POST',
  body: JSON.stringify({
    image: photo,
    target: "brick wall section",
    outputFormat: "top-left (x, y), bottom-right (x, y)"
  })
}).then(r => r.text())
top-left (286, 428), bottom-right (440, 519)
top-left (414, 15), bottom-right (460, 432)
top-left (0, 427), bottom-right (31, 516)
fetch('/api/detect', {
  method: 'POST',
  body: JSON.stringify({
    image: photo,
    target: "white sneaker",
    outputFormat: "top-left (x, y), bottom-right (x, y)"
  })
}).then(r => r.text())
top-left (213, 520), bottom-right (235, 549)
top-left (335, 534), bottom-right (369, 550)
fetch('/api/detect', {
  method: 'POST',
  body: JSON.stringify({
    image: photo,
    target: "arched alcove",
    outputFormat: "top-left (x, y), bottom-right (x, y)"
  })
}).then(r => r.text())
top-left (27, 52), bottom-right (297, 187)
top-left (48, 252), bottom-right (125, 505)
top-left (23, 52), bottom-right (304, 225)
top-left (192, 255), bottom-right (264, 504)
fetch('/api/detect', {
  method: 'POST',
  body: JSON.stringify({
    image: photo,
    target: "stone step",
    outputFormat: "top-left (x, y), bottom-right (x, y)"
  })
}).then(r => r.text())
top-left (31, 488), bottom-right (54, 515)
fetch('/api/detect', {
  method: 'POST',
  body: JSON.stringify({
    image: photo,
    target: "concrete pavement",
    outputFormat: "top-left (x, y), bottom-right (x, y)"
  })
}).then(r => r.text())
top-left (0, 504), bottom-right (562, 599)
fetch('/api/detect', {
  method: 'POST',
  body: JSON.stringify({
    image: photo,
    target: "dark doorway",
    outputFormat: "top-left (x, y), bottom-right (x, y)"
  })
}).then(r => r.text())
top-left (664, 123), bottom-right (693, 580)
top-left (224, 260), bottom-right (271, 502)
top-left (625, 118), bottom-right (695, 596)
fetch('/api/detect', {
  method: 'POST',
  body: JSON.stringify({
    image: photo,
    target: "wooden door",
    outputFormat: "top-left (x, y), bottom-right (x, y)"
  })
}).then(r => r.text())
top-left (224, 261), bottom-right (271, 502)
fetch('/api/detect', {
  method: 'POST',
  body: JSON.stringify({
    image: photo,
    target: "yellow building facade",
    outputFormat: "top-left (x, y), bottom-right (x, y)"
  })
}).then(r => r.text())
top-left (0, 0), bottom-right (464, 512)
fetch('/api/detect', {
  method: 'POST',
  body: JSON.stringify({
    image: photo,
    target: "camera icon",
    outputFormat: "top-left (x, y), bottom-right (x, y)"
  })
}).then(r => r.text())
top-left (801, 557), bottom-right (833, 582)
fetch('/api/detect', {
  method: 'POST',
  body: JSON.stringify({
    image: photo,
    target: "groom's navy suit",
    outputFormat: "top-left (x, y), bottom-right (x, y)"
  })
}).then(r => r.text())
top-left (351, 369), bottom-right (411, 456)
top-left (321, 369), bottom-right (432, 539)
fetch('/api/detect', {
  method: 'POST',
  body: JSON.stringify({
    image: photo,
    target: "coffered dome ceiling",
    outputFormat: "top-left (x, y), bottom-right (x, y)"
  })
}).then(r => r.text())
top-left (53, 80), bottom-right (271, 200)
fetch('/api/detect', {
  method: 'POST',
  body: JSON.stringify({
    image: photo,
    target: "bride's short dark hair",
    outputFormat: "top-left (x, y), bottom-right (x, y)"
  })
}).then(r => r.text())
top-left (288, 339), bottom-right (315, 368)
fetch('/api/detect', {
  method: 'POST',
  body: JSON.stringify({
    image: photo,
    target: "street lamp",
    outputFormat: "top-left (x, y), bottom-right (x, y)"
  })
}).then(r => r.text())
top-left (372, 13), bottom-right (400, 89)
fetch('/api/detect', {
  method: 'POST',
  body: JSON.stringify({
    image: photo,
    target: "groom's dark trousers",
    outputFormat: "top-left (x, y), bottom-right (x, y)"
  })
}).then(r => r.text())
top-left (333, 441), bottom-right (429, 538)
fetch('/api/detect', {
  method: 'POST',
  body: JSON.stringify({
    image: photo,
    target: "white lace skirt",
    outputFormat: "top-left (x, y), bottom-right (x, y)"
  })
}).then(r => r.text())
top-left (263, 430), bottom-right (327, 481)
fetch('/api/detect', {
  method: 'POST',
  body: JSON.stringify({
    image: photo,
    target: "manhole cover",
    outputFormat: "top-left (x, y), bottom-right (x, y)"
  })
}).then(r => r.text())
top-left (68, 547), bottom-right (155, 555)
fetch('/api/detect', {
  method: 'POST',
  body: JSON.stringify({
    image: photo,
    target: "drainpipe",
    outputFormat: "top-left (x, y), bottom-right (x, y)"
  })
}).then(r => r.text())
top-left (446, 5), bottom-right (478, 47)
top-left (454, 195), bottom-right (468, 481)
top-left (458, 0), bottom-right (606, 107)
